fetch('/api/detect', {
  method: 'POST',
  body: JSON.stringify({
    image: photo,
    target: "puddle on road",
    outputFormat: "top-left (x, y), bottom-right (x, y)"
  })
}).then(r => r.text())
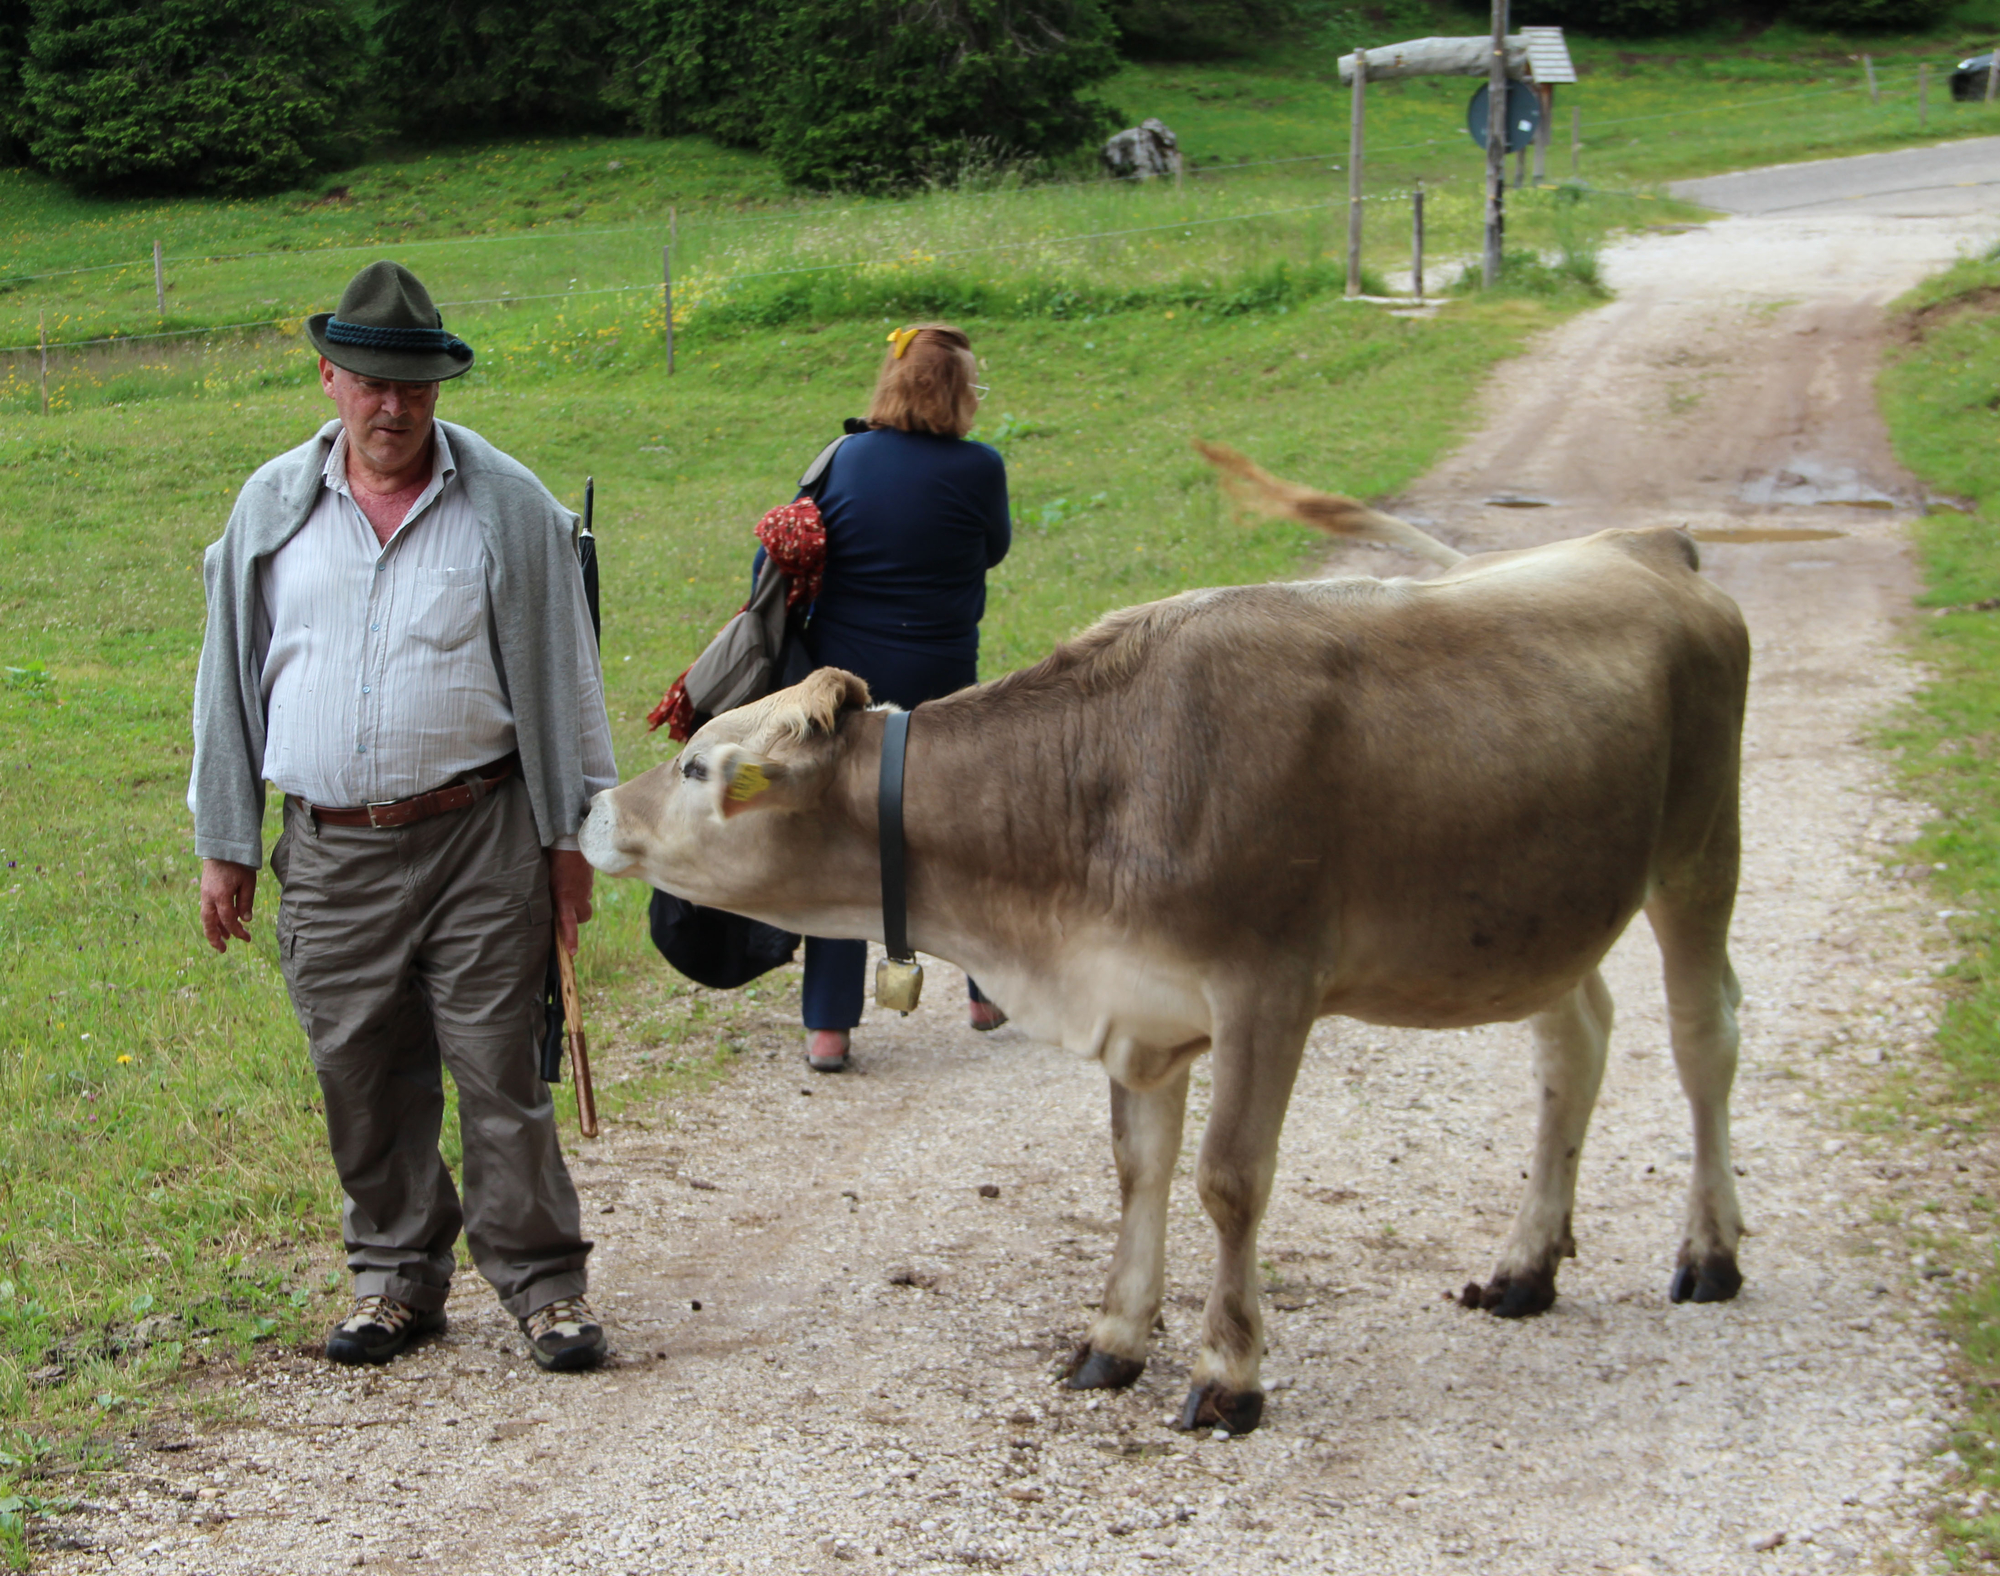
top-left (1737, 459), bottom-right (1903, 511)
top-left (1689, 526), bottom-right (1848, 543)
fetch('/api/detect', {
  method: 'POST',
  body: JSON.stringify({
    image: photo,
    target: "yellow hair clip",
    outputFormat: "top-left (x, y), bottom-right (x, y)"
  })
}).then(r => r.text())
top-left (887, 326), bottom-right (920, 359)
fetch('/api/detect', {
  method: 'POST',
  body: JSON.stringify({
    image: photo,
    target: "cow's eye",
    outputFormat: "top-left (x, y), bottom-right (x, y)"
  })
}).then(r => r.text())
top-left (680, 755), bottom-right (708, 782)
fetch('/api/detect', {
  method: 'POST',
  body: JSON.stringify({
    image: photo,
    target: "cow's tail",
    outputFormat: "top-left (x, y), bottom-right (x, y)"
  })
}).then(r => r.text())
top-left (1195, 441), bottom-right (1465, 568)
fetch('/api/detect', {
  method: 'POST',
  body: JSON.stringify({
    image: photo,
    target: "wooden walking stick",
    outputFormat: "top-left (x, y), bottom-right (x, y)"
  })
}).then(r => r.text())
top-left (557, 943), bottom-right (599, 1138)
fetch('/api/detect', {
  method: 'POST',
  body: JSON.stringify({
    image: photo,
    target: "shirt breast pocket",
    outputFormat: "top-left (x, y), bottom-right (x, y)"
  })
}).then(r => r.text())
top-left (409, 568), bottom-right (483, 651)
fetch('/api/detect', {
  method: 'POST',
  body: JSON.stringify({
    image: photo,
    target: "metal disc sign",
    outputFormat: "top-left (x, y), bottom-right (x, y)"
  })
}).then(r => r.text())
top-left (1466, 81), bottom-right (1541, 153)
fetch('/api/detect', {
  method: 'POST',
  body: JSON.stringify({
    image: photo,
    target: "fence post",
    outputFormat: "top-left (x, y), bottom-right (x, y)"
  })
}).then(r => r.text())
top-left (663, 242), bottom-right (675, 377)
top-left (1483, 0), bottom-right (1506, 287)
top-left (39, 310), bottom-right (48, 417)
top-left (153, 239), bottom-right (165, 318)
top-left (1571, 105), bottom-right (1580, 178)
top-left (1920, 63), bottom-right (1930, 128)
top-left (1863, 53), bottom-right (1878, 105)
top-left (1985, 45), bottom-right (1996, 103)
top-left (1532, 85), bottom-right (1551, 185)
top-left (1412, 181), bottom-right (1425, 304)
top-left (1346, 47), bottom-right (1366, 298)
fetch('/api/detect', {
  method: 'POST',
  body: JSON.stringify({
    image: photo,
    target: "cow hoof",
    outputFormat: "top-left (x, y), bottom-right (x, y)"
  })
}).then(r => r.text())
top-left (1669, 1252), bottom-right (1742, 1305)
top-left (1174, 1382), bottom-right (1264, 1435)
top-left (1064, 1345), bottom-right (1146, 1391)
top-left (1458, 1270), bottom-right (1557, 1319)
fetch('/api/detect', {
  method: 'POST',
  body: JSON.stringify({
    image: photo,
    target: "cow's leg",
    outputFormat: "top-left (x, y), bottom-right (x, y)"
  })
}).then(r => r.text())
top-left (1066, 1067), bottom-right (1191, 1391)
top-left (1648, 897), bottom-right (1745, 1304)
top-left (1177, 1010), bottom-right (1311, 1436)
top-left (1465, 968), bottom-right (1613, 1318)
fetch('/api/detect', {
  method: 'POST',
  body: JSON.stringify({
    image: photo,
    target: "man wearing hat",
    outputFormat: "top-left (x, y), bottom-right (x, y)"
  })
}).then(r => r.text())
top-left (188, 261), bottom-right (616, 1372)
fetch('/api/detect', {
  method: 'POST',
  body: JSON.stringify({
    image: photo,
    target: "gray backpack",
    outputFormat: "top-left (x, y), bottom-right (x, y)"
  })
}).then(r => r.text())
top-left (664, 433), bottom-right (852, 733)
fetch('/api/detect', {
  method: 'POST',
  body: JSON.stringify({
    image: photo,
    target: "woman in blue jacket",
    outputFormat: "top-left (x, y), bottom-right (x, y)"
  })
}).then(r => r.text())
top-left (792, 323), bottom-right (1011, 1071)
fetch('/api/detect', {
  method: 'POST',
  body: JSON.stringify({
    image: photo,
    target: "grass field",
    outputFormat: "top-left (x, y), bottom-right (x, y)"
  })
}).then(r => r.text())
top-left (1877, 246), bottom-right (2000, 1563)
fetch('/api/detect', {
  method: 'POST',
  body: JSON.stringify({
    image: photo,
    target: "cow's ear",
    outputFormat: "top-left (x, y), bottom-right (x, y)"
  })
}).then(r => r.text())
top-left (707, 744), bottom-right (791, 822)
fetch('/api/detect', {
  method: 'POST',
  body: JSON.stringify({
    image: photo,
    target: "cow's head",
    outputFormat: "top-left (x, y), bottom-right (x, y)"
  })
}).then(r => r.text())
top-left (579, 669), bottom-right (881, 925)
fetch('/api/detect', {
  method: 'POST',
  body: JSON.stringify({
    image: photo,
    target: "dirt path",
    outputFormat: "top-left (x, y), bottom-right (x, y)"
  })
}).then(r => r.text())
top-left (47, 211), bottom-right (2000, 1576)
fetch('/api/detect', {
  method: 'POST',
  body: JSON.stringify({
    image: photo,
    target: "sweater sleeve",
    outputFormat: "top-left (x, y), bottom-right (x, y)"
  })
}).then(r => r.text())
top-left (550, 561), bottom-right (619, 851)
top-left (981, 448), bottom-right (1012, 570)
top-left (187, 498), bottom-right (271, 868)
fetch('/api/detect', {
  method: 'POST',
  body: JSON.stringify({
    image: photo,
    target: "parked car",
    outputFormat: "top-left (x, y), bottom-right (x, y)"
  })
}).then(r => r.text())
top-left (1952, 54), bottom-right (1998, 101)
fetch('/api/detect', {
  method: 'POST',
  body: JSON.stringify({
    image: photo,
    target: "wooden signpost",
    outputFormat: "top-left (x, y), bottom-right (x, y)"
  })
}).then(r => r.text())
top-left (1337, 26), bottom-right (1573, 291)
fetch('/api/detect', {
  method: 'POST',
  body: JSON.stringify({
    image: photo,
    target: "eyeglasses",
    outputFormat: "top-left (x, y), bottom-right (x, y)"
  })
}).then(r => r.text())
top-left (972, 383), bottom-right (990, 400)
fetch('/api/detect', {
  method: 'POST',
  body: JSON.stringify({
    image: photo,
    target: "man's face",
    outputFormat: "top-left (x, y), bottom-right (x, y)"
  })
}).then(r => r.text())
top-left (319, 359), bottom-right (439, 480)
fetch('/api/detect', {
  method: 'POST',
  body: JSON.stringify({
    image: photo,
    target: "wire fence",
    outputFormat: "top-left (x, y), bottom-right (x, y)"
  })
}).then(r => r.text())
top-left (1, 55), bottom-right (1958, 288)
top-left (0, 50), bottom-right (1983, 387)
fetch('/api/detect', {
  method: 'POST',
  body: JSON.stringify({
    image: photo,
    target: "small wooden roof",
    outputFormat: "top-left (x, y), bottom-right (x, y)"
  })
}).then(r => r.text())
top-left (1521, 27), bottom-right (1577, 85)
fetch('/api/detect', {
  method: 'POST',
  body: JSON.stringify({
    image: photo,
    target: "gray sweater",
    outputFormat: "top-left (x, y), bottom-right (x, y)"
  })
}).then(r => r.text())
top-left (189, 418), bottom-right (612, 867)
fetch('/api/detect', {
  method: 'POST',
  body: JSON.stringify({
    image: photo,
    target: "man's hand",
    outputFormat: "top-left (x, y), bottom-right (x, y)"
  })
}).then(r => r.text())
top-left (199, 858), bottom-right (258, 953)
top-left (549, 849), bottom-right (595, 957)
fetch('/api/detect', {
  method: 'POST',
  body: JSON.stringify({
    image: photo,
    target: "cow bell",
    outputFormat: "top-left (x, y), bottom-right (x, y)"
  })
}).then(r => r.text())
top-left (875, 956), bottom-right (924, 1015)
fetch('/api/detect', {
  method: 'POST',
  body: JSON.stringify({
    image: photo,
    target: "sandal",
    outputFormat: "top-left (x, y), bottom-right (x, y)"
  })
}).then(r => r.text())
top-left (968, 1000), bottom-right (1009, 1032)
top-left (806, 1029), bottom-right (851, 1073)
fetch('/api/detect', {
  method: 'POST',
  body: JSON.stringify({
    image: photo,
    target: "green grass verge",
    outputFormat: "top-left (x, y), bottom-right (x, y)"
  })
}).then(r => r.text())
top-left (1879, 241), bottom-right (2000, 1564)
top-left (0, 277), bottom-right (1594, 1564)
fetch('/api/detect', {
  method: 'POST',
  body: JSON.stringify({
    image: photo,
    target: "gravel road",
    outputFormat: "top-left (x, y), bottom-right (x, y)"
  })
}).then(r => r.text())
top-left (39, 198), bottom-right (2000, 1575)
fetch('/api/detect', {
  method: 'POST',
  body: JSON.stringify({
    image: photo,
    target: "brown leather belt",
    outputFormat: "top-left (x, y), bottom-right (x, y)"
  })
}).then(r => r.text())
top-left (295, 754), bottom-right (519, 830)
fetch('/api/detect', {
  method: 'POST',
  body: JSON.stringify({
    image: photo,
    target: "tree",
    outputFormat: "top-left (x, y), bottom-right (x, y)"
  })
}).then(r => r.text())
top-left (1782, 0), bottom-right (1947, 29)
top-left (20, 0), bottom-right (370, 192)
top-left (612, 0), bottom-right (1123, 191)
top-left (1107, 0), bottom-right (1317, 60)
top-left (372, 0), bottom-right (622, 138)
top-left (1511, 0), bottom-right (1720, 35)
top-left (0, 0), bottom-right (30, 163)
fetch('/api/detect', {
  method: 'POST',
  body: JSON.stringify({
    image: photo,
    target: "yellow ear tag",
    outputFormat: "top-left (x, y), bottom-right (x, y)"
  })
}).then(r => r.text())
top-left (727, 760), bottom-right (772, 803)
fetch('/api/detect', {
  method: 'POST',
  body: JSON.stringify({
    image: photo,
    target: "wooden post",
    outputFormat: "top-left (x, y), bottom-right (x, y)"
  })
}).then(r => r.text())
top-left (1412, 181), bottom-right (1425, 304)
top-left (38, 310), bottom-right (48, 417)
top-left (1533, 85), bottom-right (1551, 185)
top-left (1571, 104), bottom-right (1580, 178)
top-left (1346, 47), bottom-right (1366, 298)
top-left (1984, 45), bottom-right (1996, 103)
top-left (1483, 0), bottom-right (1506, 286)
top-left (1920, 63), bottom-right (1930, 128)
top-left (1863, 53), bottom-right (1878, 105)
top-left (152, 239), bottom-right (164, 318)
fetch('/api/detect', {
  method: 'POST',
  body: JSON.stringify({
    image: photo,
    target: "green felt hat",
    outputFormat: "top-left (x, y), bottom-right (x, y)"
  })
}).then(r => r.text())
top-left (306, 261), bottom-right (474, 382)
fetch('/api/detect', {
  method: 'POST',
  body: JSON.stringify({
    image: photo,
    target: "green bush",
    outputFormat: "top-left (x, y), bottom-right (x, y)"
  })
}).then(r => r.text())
top-left (372, 0), bottom-right (623, 138)
top-left (1510, 0), bottom-right (1720, 36)
top-left (612, 0), bottom-right (1123, 191)
top-left (1781, 0), bottom-right (1948, 30)
top-left (1107, 0), bottom-right (1319, 58)
top-left (19, 0), bottom-right (370, 192)
top-left (605, 0), bottom-right (776, 146)
top-left (0, 0), bottom-right (28, 163)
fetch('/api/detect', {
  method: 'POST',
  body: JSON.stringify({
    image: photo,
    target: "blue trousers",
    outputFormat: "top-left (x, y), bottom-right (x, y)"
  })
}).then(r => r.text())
top-left (799, 625), bottom-right (987, 1031)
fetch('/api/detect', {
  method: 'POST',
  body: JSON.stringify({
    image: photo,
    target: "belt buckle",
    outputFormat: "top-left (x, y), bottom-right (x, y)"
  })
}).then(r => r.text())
top-left (365, 799), bottom-right (399, 829)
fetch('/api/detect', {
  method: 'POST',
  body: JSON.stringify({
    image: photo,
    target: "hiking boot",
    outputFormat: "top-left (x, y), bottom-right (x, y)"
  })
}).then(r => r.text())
top-left (520, 1295), bottom-right (607, 1372)
top-left (325, 1294), bottom-right (445, 1366)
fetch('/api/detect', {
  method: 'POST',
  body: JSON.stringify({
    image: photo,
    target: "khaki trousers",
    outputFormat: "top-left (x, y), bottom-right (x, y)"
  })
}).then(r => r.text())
top-left (271, 778), bottom-right (589, 1319)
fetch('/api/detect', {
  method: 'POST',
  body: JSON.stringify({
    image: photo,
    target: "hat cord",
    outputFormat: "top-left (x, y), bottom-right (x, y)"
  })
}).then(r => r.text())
top-left (325, 318), bottom-right (470, 357)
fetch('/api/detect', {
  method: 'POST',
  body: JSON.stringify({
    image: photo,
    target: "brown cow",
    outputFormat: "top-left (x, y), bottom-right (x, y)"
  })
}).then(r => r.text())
top-left (580, 447), bottom-right (1750, 1435)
